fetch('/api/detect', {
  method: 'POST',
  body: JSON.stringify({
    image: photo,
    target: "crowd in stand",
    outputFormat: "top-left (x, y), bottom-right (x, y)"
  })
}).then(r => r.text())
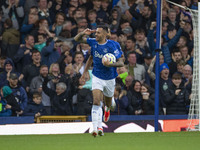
top-left (0, 0), bottom-right (197, 117)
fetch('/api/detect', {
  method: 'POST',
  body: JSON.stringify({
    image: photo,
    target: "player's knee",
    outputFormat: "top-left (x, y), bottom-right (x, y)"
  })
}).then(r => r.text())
top-left (93, 99), bottom-right (100, 106)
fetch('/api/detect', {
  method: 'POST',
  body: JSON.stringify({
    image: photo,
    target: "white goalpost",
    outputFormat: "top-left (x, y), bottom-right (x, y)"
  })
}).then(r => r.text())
top-left (187, 2), bottom-right (200, 131)
top-left (166, 0), bottom-right (200, 131)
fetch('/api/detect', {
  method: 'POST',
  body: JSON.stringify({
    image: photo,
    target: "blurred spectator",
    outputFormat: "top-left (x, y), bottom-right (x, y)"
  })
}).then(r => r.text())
top-left (164, 72), bottom-right (190, 115)
top-left (24, 0), bottom-right (38, 15)
top-left (75, 43), bottom-right (90, 63)
top-left (134, 28), bottom-right (149, 54)
top-left (167, 8), bottom-right (179, 30)
top-left (0, 86), bottom-right (22, 116)
top-left (23, 92), bottom-right (46, 117)
top-left (124, 75), bottom-right (134, 91)
top-left (116, 0), bottom-right (130, 13)
top-left (73, 51), bottom-right (86, 75)
top-left (34, 33), bottom-right (47, 52)
top-left (182, 64), bottom-right (192, 83)
top-left (19, 50), bottom-right (42, 92)
top-left (168, 49), bottom-right (182, 77)
top-left (126, 51), bottom-right (146, 82)
top-left (87, 9), bottom-right (98, 30)
top-left (124, 37), bottom-right (145, 64)
top-left (49, 0), bottom-right (67, 22)
top-left (159, 63), bottom-right (172, 115)
top-left (51, 12), bottom-right (66, 36)
top-left (1, 18), bottom-right (20, 60)
top-left (127, 80), bottom-right (143, 115)
top-left (42, 77), bottom-right (73, 115)
top-left (41, 37), bottom-right (61, 67)
top-left (109, 7), bottom-right (121, 33)
top-left (37, 0), bottom-right (52, 25)
top-left (89, 0), bottom-right (108, 23)
top-left (76, 70), bottom-right (93, 115)
top-left (148, 21), bottom-right (185, 64)
top-left (0, 94), bottom-right (12, 116)
top-left (14, 34), bottom-right (35, 73)
top-left (117, 65), bottom-right (128, 86)
top-left (140, 83), bottom-right (155, 115)
top-left (20, 11), bottom-right (39, 43)
top-left (179, 45), bottom-right (191, 64)
top-left (143, 52), bottom-right (154, 87)
top-left (7, 73), bottom-right (28, 113)
top-left (0, 56), bottom-right (6, 74)
top-left (111, 84), bottom-right (128, 115)
top-left (1, 0), bottom-right (24, 29)
top-left (0, 58), bottom-right (20, 88)
top-left (176, 59), bottom-right (186, 75)
top-left (29, 65), bottom-right (51, 115)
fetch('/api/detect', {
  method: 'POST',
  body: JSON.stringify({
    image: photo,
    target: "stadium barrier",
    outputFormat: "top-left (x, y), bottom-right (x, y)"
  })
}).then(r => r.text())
top-left (36, 115), bottom-right (87, 123)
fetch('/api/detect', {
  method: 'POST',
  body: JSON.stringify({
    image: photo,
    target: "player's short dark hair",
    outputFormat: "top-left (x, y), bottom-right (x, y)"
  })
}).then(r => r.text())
top-left (97, 24), bottom-right (109, 33)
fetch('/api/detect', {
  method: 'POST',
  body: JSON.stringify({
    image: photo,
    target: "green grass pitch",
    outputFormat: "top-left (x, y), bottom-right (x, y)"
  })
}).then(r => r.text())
top-left (0, 132), bottom-right (200, 150)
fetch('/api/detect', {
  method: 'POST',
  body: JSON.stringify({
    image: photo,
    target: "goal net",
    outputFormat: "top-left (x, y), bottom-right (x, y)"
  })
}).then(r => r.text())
top-left (166, 0), bottom-right (200, 131)
top-left (187, 4), bottom-right (200, 131)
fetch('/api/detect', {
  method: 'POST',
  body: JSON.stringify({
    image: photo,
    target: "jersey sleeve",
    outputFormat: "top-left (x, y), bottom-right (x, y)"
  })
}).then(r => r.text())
top-left (113, 42), bottom-right (123, 59)
top-left (86, 38), bottom-right (96, 46)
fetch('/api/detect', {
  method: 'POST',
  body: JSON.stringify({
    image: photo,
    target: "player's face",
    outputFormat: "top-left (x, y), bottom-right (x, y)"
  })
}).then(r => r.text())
top-left (95, 28), bottom-right (106, 42)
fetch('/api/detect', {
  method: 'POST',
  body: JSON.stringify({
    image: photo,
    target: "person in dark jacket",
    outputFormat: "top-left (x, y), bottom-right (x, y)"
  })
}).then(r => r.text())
top-left (164, 72), bottom-right (190, 115)
top-left (7, 73), bottom-right (28, 112)
top-left (23, 92), bottom-right (46, 117)
top-left (111, 84), bottom-right (128, 115)
top-left (1, 19), bottom-right (20, 60)
top-left (140, 83), bottom-right (155, 115)
top-left (41, 38), bottom-right (61, 68)
top-left (42, 77), bottom-right (73, 115)
top-left (0, 94), bottom-right (12, 116)
top-left (0, 58), bottom-right (20, 88)
top-left (0, 86), bottom-right (21, 116)
top-left (127, 80), bottom-right (143, 115)
top-left (13, 34), bottom-right (36, 73)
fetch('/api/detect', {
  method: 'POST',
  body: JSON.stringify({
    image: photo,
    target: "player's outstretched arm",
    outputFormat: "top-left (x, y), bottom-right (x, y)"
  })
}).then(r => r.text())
top-left (74, 28), bottom-right (96, 43)
top-left (81, 55), bottom-right (93, 79)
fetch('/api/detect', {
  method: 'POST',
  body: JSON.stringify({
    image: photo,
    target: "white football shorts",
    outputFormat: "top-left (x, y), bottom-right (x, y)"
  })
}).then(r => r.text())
top-left (92, 75), bottom-right (115, 97)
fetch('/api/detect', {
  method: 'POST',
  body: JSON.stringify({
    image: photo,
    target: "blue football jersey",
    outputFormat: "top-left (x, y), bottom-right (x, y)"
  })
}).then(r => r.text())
top-left (87, 38), bottom-right (123, 80)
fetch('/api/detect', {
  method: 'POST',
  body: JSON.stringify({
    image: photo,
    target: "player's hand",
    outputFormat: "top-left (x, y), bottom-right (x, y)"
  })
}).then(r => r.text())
top-left (83, 28), bottom-right (96, 35)
top-left (102, 57), bottom-right (111, 67)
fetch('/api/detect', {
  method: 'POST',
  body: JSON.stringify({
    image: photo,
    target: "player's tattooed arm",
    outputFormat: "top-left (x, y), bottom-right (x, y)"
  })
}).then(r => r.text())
top-left (106, 54), bottom-right (125, 67)
top-left (74, 31), bottom-right (87, 43)
top-left (74, 28), bottom-right (95, 43)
